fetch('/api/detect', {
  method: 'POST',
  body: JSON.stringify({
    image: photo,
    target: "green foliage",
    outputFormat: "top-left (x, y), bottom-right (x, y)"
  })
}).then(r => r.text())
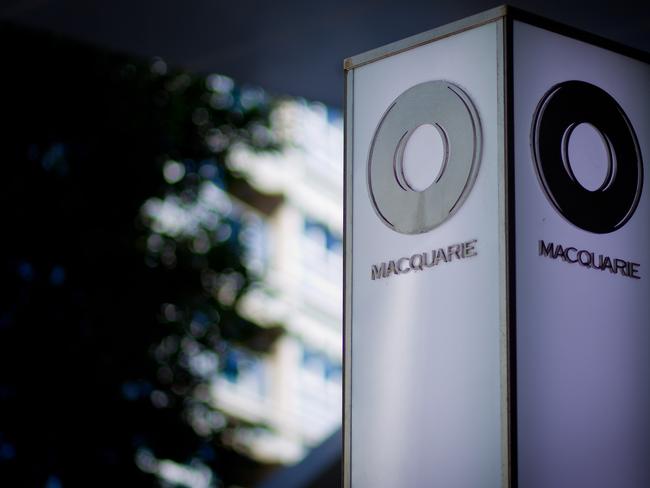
top-left (0, 23), bottom-right (279, 487)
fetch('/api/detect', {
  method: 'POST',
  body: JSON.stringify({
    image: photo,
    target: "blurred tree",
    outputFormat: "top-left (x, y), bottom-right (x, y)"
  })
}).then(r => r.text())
top-left (0, 23), bottom-right (281, 487)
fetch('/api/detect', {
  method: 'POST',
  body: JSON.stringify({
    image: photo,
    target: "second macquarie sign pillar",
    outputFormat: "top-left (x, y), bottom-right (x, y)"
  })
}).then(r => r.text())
top-left (343, 6), bottom-right (650, 488)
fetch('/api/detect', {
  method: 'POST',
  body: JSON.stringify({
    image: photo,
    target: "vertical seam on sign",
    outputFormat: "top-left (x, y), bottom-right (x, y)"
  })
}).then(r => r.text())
top-left (497, 17), bottom-right (510, 488)
top-left (505, 14), bottom-right (519, 488)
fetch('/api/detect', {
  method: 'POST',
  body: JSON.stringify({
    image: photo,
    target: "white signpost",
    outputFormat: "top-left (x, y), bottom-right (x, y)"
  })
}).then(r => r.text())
top-left (344, 6), bottom-right (650, 488)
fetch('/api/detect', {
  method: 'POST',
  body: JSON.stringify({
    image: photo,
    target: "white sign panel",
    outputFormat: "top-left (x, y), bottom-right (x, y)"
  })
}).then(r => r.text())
top-left (513, 21), bottom-right (650, 488)
top-left (345, 19), bottom-right (506, 488)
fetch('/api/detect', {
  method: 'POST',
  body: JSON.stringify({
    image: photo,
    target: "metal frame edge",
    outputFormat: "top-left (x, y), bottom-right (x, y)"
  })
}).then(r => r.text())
top-left (343, 5), bottom-right (650, 72)
top-left (344, 5), bottom-right (508, 70)
top-left (504, 13), bottom-right (519, 488)
top-left (496, 19), bottom-right (511, 488)
top-left (342, 67), bottom-right (354, 488)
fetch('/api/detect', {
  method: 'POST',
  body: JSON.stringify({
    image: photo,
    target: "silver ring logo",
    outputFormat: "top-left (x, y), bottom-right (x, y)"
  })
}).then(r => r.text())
top-left (367, 80), bottom-right (482, 235)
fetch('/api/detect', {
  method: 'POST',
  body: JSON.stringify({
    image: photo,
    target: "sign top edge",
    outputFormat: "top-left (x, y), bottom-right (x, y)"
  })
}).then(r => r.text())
top-left (343, 4), bottom-right (650, 71)
top-left (343, 5), bottom-right (508, 71)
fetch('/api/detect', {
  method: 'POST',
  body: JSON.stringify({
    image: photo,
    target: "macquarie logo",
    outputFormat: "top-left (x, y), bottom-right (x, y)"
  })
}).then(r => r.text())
top-left (531, 80), bottom-right (644, 234)
top-left (367, 80), bottom-right (482, 235)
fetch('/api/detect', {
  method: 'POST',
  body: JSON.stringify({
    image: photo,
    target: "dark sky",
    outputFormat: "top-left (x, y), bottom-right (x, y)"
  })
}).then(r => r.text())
top-left (2, 0), bottom-right (648, 107)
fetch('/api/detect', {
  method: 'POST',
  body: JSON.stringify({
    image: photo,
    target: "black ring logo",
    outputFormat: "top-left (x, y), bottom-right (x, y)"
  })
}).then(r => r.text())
top-left (531, 80), bottom-right (643, 234)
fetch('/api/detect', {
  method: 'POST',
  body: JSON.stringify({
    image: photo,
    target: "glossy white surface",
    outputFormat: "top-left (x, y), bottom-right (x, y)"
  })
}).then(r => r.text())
top-left (350, 22), bottom-right (504, 488)
top-left (514, 21), bottom-right (650, 488)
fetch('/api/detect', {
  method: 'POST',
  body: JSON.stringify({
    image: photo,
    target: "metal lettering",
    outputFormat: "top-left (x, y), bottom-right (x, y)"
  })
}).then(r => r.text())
top-left (369, 239), bottom-right (479, 280)
top-left (409, 254), bottom-right (424, 271)
top-left (539, 240), bottom-right (555, 257)
top-left (397, 257), bottom-right (411, 274)
top-left (447, 244), bottom-right (462, 261)
top-left (371, 263), bottom-right (386, 280)
top-left (602, 256), bottom-right (615, 273)
top-left (434, 249), bottom-right (448, 265)
top-left (464, 239), bottom-right (478, 258)
top-left (537, 239), bottom-right (641, 280)
top-left (577, 250), bottom-right (591, 267)
top-left (614, 259), bottom-right (628, 276)
top-left (565, 247), bottom-right (578, 263)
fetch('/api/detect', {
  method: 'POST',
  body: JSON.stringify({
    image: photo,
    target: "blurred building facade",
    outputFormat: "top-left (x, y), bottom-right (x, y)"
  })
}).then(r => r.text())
top-left (212, 99), bottom-right (343, 464)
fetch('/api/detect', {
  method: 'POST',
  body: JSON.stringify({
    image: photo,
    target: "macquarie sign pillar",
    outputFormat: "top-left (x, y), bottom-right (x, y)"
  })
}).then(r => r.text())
top-left (343, 6), bottom-right (650, 488)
